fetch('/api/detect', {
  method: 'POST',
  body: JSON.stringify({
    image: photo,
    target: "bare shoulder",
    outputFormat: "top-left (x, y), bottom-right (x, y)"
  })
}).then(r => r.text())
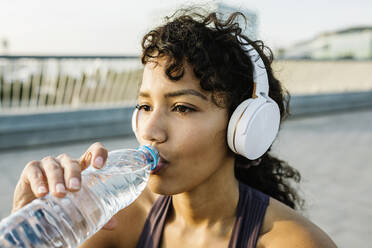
top-left (257, 197), bottom-right (338, 248)
top-left (80, 187), bottom-right (158, 248)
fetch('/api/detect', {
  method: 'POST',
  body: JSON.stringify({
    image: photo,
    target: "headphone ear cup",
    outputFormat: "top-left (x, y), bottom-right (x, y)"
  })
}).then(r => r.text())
top-left (131, 108), bottom-right (139, 138)
top-left (240, 99), bottom-right (280, 159)
top-left (227, 99), bottom-right (255, 154)
top-left (227, 97), bottom-right (280, 159)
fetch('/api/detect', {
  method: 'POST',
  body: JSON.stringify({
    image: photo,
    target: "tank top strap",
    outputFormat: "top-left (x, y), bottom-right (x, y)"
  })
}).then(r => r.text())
top-left (136, 195), bottom-right (172, 248)
top-left (228, 182), bottom-right (270, 248)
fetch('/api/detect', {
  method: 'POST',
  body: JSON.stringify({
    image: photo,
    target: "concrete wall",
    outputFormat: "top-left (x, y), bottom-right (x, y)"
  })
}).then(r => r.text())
top-left (1, 91), bottom-right (372, 150)
top-left (0, 106), bottom-right (134, 150)
top-left (272, 60), bottom-right (372, 95)
top-left (289, 91), bottom-right (372, 115)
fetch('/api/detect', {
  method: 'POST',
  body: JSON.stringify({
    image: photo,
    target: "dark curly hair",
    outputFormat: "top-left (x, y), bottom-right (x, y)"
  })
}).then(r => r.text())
top-left (141, 9), bottom-right (304, 209)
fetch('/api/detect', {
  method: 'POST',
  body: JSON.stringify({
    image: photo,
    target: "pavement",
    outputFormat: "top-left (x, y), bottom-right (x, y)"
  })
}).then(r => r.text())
top-left (1, 108), bottom-right (371, 247)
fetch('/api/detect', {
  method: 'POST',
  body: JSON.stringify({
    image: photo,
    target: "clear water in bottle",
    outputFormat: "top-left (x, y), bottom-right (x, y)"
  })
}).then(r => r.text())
top-left (0, 145), bottom-right (159, 248)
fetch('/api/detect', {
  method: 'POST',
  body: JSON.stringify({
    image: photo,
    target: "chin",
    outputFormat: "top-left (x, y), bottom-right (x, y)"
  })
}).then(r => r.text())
top-left (147, 175), bottom-right (185, 195)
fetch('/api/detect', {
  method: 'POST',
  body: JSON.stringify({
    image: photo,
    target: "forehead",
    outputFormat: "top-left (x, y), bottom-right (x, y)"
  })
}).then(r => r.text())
top-left (141, 59), bottom-right (207, 95)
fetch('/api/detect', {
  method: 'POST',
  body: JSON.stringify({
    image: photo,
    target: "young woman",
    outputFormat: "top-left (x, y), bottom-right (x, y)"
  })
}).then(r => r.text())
top-left (12, 10), bottom-right (337, 247)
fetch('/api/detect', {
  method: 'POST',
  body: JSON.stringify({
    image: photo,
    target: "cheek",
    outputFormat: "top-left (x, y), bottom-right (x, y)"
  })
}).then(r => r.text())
top-left (171, 114), bottom-right (229, 168)
top-left (177, 124), bottom-right (226, 154)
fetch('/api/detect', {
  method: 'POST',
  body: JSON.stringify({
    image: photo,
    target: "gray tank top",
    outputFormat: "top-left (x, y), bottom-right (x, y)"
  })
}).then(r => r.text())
top-left (136, 182), bottom-right (269, 248)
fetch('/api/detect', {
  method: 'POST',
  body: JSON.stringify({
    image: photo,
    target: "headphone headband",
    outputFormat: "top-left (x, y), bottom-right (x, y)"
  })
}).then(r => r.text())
top-left (225, 42), bottom-right (280, 159)
top-left (245, 44), bottom-right (269, 98)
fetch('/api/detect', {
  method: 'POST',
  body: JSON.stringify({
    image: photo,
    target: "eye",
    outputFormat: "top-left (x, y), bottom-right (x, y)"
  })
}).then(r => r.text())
top-left (173, 105), bottom-right (195, 113)
top-left (136, 104), bottom-right (151, 112)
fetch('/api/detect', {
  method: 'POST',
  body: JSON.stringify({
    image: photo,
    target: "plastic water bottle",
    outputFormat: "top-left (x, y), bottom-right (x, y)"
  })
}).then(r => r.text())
top-left (0, 145), bottom-right (159, 248)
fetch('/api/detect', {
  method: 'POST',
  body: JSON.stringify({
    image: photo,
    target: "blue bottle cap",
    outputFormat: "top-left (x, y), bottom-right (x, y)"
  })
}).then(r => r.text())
top-left (137, 145), bottom-right (159, 170)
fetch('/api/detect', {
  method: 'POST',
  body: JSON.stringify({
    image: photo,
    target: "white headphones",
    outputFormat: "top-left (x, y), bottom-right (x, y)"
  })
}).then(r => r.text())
top-left (227, 44), bottom-right (280, 159)
top-left (132, 44), bottom-right (280, 160)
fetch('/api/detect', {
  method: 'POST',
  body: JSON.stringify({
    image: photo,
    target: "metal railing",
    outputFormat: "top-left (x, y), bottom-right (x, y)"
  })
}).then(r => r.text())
top-left (0, 55), bottom-right (142, 113)
top-left (2, 57), bottom-right (372, 114)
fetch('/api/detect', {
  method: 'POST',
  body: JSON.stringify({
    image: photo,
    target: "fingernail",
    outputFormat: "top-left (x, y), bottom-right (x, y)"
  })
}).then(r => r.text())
top-left (56, 183), bottom-right (66, 193)
top-left (38, 186), bottom-right (47, 194)
top-left (94, 156), bottom-right (104, 168)
top-left (69, 177), bottom-right (80, 190)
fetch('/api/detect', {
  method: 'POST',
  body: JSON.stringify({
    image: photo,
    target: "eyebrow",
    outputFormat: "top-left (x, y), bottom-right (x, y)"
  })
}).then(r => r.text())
top-left (139, 89), bottom-right (208, 101)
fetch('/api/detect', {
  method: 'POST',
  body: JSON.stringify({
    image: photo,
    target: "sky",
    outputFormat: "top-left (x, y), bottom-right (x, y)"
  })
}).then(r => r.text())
top-left (0, 0), bottom-right (371, 55)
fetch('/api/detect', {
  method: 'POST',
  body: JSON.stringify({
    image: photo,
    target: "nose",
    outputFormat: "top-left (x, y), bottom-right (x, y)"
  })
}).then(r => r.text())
top-left (138, 108), bottom-right (167, 144)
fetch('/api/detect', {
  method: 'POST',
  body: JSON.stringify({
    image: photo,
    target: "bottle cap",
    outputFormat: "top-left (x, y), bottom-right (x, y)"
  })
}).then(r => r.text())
top-left (137, 145), bottom-right (159, 170)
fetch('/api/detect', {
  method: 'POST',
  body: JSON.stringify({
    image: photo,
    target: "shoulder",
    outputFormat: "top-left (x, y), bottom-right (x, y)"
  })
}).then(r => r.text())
top-left (81, 186), bottom-right (159, 248)
top-left (257, 197), bottom-right (337, 248)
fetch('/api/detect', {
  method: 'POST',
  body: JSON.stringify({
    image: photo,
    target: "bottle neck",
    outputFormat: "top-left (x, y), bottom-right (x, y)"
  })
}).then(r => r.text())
top-left (137, 145), bottom-right (159, 171)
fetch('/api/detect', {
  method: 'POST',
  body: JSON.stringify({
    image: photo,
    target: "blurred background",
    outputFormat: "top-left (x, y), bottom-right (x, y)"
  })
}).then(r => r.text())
top-left (0, 0), bottom-right (371, 247)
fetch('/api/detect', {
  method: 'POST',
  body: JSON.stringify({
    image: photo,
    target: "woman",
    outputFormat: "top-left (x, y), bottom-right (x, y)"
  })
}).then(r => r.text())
top-left (12, 10), bottom-right (337, 247)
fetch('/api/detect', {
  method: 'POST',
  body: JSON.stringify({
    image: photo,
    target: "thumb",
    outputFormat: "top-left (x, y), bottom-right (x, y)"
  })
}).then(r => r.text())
top-left (102, 216), bottom-right (118, 231)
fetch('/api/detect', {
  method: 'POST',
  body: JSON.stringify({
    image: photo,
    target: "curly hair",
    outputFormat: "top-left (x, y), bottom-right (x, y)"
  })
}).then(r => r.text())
top-left (141, 9), bottom-right (304, 209)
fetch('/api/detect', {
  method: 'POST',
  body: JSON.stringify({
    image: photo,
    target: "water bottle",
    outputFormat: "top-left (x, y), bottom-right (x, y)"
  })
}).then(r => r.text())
top-left (0, 145), bottom-right (159, 248)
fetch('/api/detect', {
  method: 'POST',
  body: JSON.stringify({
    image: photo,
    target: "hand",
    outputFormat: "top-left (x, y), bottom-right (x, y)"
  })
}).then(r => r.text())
top-left (11, 142), bottom-right (118, 230)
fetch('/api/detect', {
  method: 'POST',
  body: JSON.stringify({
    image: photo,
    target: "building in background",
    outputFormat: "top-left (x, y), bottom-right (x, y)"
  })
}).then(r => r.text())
top-left (277, 26), bottom-right (372, 60)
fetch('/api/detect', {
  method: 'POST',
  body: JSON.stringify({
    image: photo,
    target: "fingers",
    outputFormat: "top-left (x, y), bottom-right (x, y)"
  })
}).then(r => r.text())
top-left (23, 154), bottom-right (83, 199)
top-left (22, 160), bottom-right (48, 198)
top-left (79, 142), bottom-right (108, 170)
top-left (16, 141), bottom-right (107, 210)
top-left (40, 156), bottom-right (66, 197)
top-left (56, 153), bottom-right (81, 192)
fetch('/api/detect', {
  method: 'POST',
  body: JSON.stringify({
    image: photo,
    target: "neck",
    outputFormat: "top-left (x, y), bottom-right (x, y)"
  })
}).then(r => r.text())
top-left (170, 156), bottom-right (239, 228)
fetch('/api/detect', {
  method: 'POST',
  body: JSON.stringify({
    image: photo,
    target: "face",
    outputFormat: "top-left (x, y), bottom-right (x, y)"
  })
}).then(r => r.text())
top-left (136, 58), bottom-right (234, 195)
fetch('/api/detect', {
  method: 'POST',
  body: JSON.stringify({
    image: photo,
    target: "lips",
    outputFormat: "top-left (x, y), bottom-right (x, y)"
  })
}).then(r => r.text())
top-left (151, 156), bottom-right (169, 174)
